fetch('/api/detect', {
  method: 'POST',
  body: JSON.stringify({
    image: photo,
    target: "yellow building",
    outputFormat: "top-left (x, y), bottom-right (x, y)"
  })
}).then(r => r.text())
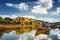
top-left (31, 19), bottom-right (35, 24)
top-left (15, 17), bottom-right (24, 24)
top-left (24, 17), bottom-right (30, 22)
top-left (15, 17), bottom-right (24, 22)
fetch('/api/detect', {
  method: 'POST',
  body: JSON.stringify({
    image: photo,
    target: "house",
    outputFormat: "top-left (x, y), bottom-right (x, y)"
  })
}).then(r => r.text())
top-left (3, 17), bottom-right (13, 24)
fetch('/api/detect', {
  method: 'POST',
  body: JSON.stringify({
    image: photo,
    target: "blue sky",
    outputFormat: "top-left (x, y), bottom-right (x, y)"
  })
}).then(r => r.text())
top-left (0, 0), bottom-right (60, 22)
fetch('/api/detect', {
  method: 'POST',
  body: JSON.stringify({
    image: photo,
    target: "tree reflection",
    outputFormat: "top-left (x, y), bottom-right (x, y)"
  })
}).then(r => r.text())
top-left (0, 25), bottom-right (50, 38)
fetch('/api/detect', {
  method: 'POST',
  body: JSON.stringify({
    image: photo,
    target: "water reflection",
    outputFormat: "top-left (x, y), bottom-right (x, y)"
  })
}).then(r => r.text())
top-left (0, 31), bottom-right (19, 40)
top-left (0, 30), bottom-right (36, 40)
top-left (49, 28), bottom-right (60, 40)
top-left (0, 28), bottom-right (60, 40)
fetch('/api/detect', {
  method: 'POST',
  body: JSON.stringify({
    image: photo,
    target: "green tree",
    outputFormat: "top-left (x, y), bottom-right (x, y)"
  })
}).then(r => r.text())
top-left (0, 17), bottom-right (3, 23)
top-left (25, 21), bottom-right (32, 25)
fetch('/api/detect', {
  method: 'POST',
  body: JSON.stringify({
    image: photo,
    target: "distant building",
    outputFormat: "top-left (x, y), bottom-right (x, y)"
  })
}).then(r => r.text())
top-left (4, 17), bottom-right (13, 21)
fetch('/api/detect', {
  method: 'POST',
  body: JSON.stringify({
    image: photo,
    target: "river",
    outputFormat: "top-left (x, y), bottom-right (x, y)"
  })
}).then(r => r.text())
top-left (0, 28), bottom-right (60, 40)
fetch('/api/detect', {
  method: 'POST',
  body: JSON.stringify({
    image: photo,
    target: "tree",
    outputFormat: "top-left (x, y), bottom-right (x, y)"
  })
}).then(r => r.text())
top-left (0, 17), bottom-right (3, 23)
top-left (25, 21), bottom-right (32, 25)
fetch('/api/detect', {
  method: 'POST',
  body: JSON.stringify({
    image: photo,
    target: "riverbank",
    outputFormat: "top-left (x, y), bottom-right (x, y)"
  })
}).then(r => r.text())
top-left (0, 24), bottom-right (50, 36)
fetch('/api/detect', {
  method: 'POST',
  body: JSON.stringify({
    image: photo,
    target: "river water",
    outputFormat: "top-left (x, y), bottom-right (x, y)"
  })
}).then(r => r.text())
top-left (0, 28), bottom-right (60, 40)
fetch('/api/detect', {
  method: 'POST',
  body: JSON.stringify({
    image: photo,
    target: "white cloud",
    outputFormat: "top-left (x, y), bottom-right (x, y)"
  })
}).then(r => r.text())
top-left (31, 0), bottom-right (53, 14)
top-left (0, 15), bottom-right (9, 19)
top-left (31, 5), bottom-right (47, 14)
top-left (0, 15), bottom-right (60, 22)
top-left (0, 15), bottom-right (36, 19)
top-left (51, 11), bottom-right (57, 15)
top-left (51, 7), bottom-right (60, 15)
top-left (0, 15), bottom-right (17, 19)
top-left (38, 0), bottom-right (53, 9)
top-left (5, 3), bottom-right (14, 7)
top-left (58, 0), bottom-right (60, 2)
top-left (0, 15), bottom-right (37, 19)
top-left (57, 7), bottom-right (60, 13)
top-left (18, 3), bottom-right (28, 10)
top-left (21, 15), bottom-right (37, 19)
top-left (10, 15), bottom-right (18, 19)
top-left (21, 15), bottom-right (60, 23)
top-left (5, 3), bottom-right (28, 11)
top-left (39, 17), bottom-right (60, 23)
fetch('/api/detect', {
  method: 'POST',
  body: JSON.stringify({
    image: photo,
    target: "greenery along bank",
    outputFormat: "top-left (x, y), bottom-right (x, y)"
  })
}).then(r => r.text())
top-left (0, 16), bottom-right (44, 25)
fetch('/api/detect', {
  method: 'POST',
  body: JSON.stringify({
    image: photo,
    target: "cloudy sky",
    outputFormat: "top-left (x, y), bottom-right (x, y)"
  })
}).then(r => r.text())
top-left (0, 0), bottom-right (60, 22)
